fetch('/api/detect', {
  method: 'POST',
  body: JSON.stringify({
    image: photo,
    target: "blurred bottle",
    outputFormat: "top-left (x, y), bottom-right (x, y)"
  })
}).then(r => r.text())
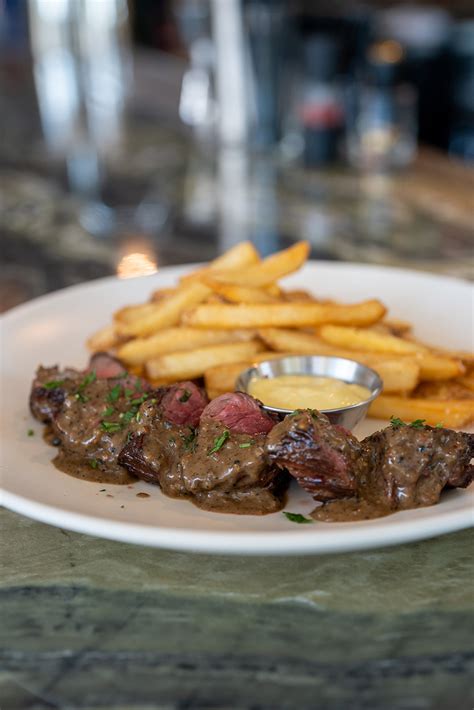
top-left (298, 34), bottom-right (345, 167)
top-left (449, 20), bottom-right (474, 162)
top-left (346, 40), bottom-right (417, 173)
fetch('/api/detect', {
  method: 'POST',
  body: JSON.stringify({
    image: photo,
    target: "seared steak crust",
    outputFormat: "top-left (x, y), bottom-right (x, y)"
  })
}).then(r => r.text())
top-left (266, 410), bottom-right (361, 500)
top-left (360, 425), bottom-right (474, 510)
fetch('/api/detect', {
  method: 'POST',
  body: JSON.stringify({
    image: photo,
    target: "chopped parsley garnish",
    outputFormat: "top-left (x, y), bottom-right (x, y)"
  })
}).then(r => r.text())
top-left (101, 421), bottom-right (122, 434)
top-left (182, 428), bottom-right (197, 451)
top-left (208, 429), bottom-right (230, 454)
top-left (89, 459), bottom-right (99, 469)
top-left (102, 406), bottom-right (115, 418)
top-left (390, 416), bottom-right (428, 429)
top-left (134, 379), bottom-right (142, 391)
top-left (44, 379), bottom-right (65, 389)
top-left (179, 389), bottom-right (192, 403)
top-left (74, 370), bottom-right (96, 402)
top-left (409, 419), bottom-right (426, 429)
top-left (129, 394), bottom-right (148, 406)
top-left (107, 384), bottom-right (122, 403)
top-left (124, 388), bottom-right (134, 398)
top-left (122, 409), bottom-right (138, 424)
top-left (435, 422), bottom-right (444, 428)
top-left (283, 512), bottom-right (313, 524)
top-left (27, 429), bottom-right (34, 437)
top-left (78, 370), bottom-right (96, 390)
top-left (239, 442), bottom-right (252, 449)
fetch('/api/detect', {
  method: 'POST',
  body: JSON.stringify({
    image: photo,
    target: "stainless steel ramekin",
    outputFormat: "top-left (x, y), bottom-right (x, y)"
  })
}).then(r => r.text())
top-left (236, 355), bottom-right (383, 430)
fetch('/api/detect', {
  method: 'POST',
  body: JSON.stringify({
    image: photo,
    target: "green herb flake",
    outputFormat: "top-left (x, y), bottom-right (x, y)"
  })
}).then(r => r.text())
top-left (124, 388), bottom-right (134, 398)
top-left (435, 422), bottom-right (444, 428)
top-left (107, 384), bottom-right (122, 403)
top-left (27, 429), bottom-right (35, 437)
top-left (102, 406), bottom-right (115, 418)
top-left (129, 394), bottom-right (148, 406)
top-left (390, 416), bottom-right (406, 428)
top-left (182, 428), bottom-right (196, 451)
top-left (101, 421), bottom-right (122, 434)
top-left (89, 459), bottom-right (99, 469)
top-left (79, 370), bottom-right (96, 391)
top-left (44, 379), bottom-right (65, 390)
top-left (239, 440), bottom-right (255, 449)
top-left (283, 512), bottom-right (313, 524)
top-left (75, 392), bottom-right (88, 403)
top-left (122, 409), bottom-right (137, 424)
top-left (179, 389), bottom-right (192, 403)
top-left (135, 379), bottom-right (142, 391)
top-left (409, 419), bottom-right (427, 429)
top-left (208, 429), bottom-right (230, 455)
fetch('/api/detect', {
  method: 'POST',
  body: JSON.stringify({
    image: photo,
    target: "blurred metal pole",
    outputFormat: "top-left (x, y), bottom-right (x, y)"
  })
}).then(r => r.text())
top-left (210, 0), bottom-right (248, 146)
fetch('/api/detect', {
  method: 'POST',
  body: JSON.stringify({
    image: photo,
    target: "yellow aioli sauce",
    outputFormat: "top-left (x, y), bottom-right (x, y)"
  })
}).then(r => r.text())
top-left (248, 374), bottom-right (371, 411)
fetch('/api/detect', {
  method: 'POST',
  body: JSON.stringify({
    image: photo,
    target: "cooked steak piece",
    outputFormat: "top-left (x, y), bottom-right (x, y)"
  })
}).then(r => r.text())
top-left (266, 410), bottom-right (361, 500)
top-left (359, 424), bottom-right (474, 511)
top-left (177, 393), bottom-right (288, 514)
top-left (267, 408), bottom-right (474, 520)
top-left (202, 391), bottom-right (276, 434)
top-left (118, 382), bottom-right (208, 495)
top-left (159, 381), bottom-right (209, 427)
top-left (30, 354), bottom-right (136, 424)
top-left (88, 352), bottom-right (127, 379)
top-left (30, 366), bottom-right (80, 423)
top-left (50, 374), bottom-right (153, 483)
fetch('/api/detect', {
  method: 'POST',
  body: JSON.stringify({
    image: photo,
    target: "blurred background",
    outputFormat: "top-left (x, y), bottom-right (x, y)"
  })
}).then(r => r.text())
top-left (1, 0), bottom-right (473, 311)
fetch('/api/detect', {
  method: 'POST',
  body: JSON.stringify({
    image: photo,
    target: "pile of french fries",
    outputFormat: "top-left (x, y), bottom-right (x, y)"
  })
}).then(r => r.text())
top-left (87, 241), bottom-right (474, 428)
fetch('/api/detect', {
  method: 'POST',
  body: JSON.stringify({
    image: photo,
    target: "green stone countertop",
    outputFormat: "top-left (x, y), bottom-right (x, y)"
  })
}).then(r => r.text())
top-left (1, 507), bottom-right (473, 709)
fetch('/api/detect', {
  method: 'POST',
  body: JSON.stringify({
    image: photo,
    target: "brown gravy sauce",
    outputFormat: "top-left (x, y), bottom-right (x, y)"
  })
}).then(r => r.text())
top-left (312, 498), bottom-right (392, 522)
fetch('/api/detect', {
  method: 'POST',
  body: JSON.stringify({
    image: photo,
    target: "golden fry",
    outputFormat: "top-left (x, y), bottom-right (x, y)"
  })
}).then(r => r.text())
top-left (117, 281), bottom-right (211, 338)
top-left (146, 341), bottom-right (263, 380)
top-left (86, 324), bottom-right (120, 352)
top-left (114, 302), bottom-right (160, 324)
top-left (258, 328), bottom-right (419, 393)
top-left (319, 325), bottom-right (424, 354)
top-left (180, 241), bottom-right (260, 283)
top-left (117, 327), bottom-right (256, 366)
top-left (184, 299), bottom-right (386, 330)
top-left (210, 241), bottom-right (310, 288)
top-left (203, 279), bottom-right (279, 304)
top-left (369, 395), bottom-right (474, 428)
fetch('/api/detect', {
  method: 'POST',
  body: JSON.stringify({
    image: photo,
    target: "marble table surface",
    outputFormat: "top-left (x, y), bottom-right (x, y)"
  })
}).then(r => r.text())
top-left (1, 507), bottom-right (473, 709)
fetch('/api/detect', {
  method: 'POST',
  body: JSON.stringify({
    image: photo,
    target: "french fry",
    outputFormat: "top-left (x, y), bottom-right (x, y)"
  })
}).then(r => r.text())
top-left (146, 341), bottom-right (263, 380)
top-left (369, 395), bottom-right (474, 428)
top-left (204, 361), bottom-right (250, 399)
top-left (184, 299), bottom-right (386, 330)
top-left (258, 328), bottom-right (419, 393)
top-left (151, 287), bottom-right (178, 302)
top-left (203, 279), bottom-right (279, 304)
top-left (180, 241), bottom-right (260, 283)
top-left (114, 302), bottom-right (160, 324)
top-left (319, 325), bottom-right (425, 354)
top-left (117, 281), bottom-right (211, 338)
top-left (117, 327), bottom-right (257, 366)
top-left (413, 379), bottom-right (474, 400)
top-left (263, 327), bottom-right (463, 385)
top-left (415, 352), bottom-right (465, 381)
top-left (209, 241), bottom-right (310, 288)
top-left (86, 324), bottom-right (120, 352)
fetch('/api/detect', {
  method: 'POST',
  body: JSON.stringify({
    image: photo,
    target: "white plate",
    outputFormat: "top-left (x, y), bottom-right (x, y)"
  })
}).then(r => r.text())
top-left (1, 262), bottom-right (473, 554)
